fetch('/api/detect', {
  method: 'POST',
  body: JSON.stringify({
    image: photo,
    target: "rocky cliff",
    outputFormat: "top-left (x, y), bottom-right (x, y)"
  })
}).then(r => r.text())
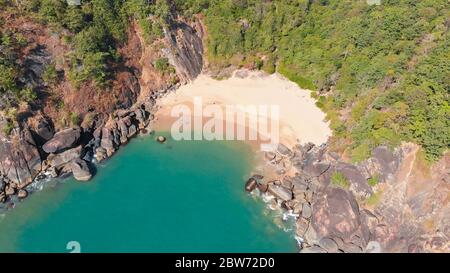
top-left (246, 142), bottom-right (449, 253)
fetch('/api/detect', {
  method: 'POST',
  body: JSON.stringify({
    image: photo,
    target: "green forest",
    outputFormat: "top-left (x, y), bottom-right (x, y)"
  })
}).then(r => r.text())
top-left (176, 0), bottom-right (449, 161)
top-left (1, 0), bottom-right (449, 161)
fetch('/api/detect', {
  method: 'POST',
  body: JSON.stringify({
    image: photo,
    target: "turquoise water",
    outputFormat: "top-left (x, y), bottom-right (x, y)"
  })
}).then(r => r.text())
top-left (0, 134), bottom-right (297, 253)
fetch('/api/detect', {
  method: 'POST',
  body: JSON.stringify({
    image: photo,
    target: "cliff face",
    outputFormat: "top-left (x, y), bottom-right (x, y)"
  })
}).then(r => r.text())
top-left (163, 16), bottom-right (204, 83)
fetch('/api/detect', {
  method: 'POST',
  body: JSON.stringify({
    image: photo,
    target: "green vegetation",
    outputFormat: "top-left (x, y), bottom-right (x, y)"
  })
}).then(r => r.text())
top-left (177, 0), bottom-right (449, 161)
top-left (154, 57), bottom-right (175, 74)
top-left (368, 174), bottom-right (380, 187)
top-left (43, 63), bottom-right (58, 85)
top-left (366, 191), bottom-right (383, 207)
top-left (331, 172), bottom-right (350, 189)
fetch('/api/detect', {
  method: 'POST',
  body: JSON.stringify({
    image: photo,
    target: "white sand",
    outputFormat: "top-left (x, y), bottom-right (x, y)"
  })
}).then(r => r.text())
top-left (155, 70), bottom-right (331, 147)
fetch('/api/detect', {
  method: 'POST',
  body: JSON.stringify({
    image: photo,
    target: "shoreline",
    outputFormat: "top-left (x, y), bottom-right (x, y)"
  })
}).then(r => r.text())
top-left (1, 68), bottom-right (331, 252)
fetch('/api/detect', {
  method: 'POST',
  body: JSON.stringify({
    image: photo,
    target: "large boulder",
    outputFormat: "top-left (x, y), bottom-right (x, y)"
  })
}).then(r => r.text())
top-left (47, 145), bottom-right (82, 168)
top-left (0, 127), bottom-right (42, 185)
top-left (336, 162), bottom-right (373, 198)
top-left (70, 159), bottom-right (92, 181)
top-left (42, 128), bottom-right (81, 154)
top-left (33, 116), bottom-right (55, 145)
top-left (268, 184), bottom-right (293, 201)
top-left (100, 127), bottom-right (115, 157)
top-left (310, 187), bottom-right (361, 242)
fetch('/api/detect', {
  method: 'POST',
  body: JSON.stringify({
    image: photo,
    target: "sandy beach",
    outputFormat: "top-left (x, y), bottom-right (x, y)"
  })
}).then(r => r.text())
top-left (154, 70), bottom-right (331, 148)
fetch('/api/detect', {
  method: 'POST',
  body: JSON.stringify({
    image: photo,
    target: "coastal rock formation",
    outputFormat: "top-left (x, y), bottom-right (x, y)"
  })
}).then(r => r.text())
top-left (310, 187), bottom-right (361, 242)
top-left (42, 128), bottom-right (81, 154)
top-left (246, 142), bottom-right (450, 253)
top-left (70, 159), bottom-right (92, 182)
top-left (0, 126), bottom-right (42, 186)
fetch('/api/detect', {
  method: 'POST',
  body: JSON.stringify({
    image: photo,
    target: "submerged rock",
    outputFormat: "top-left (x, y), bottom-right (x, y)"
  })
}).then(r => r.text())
top-left (156, 136), bottom-right (166, 143)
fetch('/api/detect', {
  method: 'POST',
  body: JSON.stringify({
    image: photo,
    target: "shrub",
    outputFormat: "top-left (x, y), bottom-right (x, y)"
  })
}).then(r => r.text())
top-left (331, 172), bottom-right (350, 189)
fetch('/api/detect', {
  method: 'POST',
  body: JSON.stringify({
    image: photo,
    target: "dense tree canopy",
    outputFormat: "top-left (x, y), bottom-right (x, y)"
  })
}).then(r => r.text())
top-left (175, 0), bottom-right (449, 161)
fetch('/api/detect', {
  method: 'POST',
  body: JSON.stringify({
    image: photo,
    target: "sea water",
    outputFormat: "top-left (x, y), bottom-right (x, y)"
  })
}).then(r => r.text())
top-left (0, 134), bottom-right (297, 253)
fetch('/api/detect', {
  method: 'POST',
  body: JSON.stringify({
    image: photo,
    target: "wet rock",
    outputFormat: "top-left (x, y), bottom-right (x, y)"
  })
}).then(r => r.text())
top-left (95, 147), bottom-right (107, 162)
top-left (245, 178), bottom-right (258, 192)
top-left (157, 136), bottom-right (166, 143)
top-left (18, 189), bottom-right (28, 199)
top-left (268, 185), bottom-right (293, 202)
top-left (42, 128), bottom-right (81, 154)
top-left (70, 159), bottom-right (92, 182)
top-left (257, 183), bottom-right (268, 193)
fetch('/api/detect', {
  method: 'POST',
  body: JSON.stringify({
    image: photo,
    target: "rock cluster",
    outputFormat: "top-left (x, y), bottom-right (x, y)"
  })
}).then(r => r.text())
top-left (246, 142), bottom-right (450, 253)
top-left (0, 99), bottom-right (156, 208)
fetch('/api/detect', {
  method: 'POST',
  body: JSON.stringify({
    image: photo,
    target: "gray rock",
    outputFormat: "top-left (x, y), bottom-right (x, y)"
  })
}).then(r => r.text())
top-left (300, 246), bottom-right (327, 253)
top-left (303, 162), bottom-right (331, 177)
top-left (292, 176), bottom-right (308, 192)
top-left (310, 187), bottom-right (361, 242)
top-left (319, 237), bottom-right (339, 253)
top-left (128, 124), bottom-right (137, 138)
top-left (245, 178), bottom-right (258, 192)
top-left (47, 145), bottom-right (82, 167)
top-left (302, 203), bottom-right (312, 219)
top-left (100, 127), bottom-right (115, 157)
top-left (117, 119), bottom-right (128, 144)
top-left (0, 127), bottom-right (42, 185)
top-left (277, 143), bottom-right (293, 157)
top-left (268, 185), bottom-right (293, 201)
top-left (18, 189), bottom-right (28, 199)
top-left (70, 159), bottom-right (92, 181)
top-left (340, 242), bottom-right (363, 253)
top-left (42, 128), bottom-right (81, 154)
top-left (336, 162), bottom-right (373, 198)
top-left (35, 117), bottom-right (54, 142)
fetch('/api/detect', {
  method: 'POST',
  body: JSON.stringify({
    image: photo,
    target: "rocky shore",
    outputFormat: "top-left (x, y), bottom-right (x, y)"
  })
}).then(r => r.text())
top-left (246, 142), bottom-right (449, 253)
top-left (0, 95), bottom-right (160, 210)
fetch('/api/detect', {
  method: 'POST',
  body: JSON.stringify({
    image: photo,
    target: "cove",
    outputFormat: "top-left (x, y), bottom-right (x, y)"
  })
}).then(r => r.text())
top-left (0, 133), bottom-right (297, 253)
